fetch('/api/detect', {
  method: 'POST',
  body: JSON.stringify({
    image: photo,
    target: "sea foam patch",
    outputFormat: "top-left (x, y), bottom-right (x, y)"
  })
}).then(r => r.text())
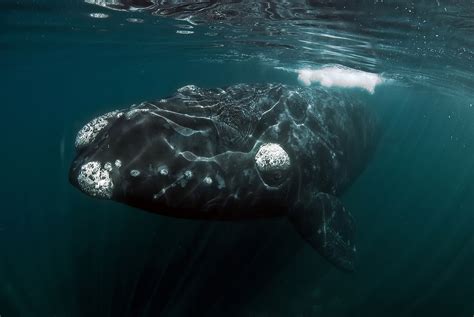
top-left (297, 65), bottom-right (383, 93)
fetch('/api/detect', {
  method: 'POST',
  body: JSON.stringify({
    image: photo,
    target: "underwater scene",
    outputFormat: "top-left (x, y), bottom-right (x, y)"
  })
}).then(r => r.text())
top-left (1, 1), bottom-right (474, 316)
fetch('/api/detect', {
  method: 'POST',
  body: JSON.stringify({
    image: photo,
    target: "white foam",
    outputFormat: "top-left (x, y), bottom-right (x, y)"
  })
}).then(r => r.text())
top-left (297, 65), bottom-right (383, 93)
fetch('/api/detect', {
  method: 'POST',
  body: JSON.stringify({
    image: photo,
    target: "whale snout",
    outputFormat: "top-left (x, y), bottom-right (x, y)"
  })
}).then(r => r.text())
top-left (69, 107), bottom-right (230, 212)
top-left (69, 160), bottom-right (115, 199)
top-left (69, 101), bottom-right (293, 219)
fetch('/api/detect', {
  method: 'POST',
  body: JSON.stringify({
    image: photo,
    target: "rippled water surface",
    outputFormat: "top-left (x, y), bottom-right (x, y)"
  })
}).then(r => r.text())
top-left (1, 1), bottom-right (474, 316)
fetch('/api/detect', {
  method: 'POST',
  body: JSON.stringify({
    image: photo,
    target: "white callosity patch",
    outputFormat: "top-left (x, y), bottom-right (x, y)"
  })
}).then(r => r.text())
top-left (184, 170), bottom-right (193, 179)
top-left (77, 161), bottom-right (113, 199)
top-left (255, 143), bottom-right (291, 172)
top-left (297, 65), bottom-right (383, 94)
top-left (130, 169), bottom-right (140, 177)
top-left (178, 171), bottom-right (193, 188)
top-left (75, 111), bottom-right (119, 149)
top-left (159, 166), bottom-right (169, 176)
top-left (203, 176), bottom-right (213, 185)
top-left (114, 159), bottom-right (122, 168)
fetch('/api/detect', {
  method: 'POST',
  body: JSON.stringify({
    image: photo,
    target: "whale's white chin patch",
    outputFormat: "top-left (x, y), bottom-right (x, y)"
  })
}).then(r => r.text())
top-left (78, 161), bottom-right (114, 199)
top-left (297, 65), bottom-right (383, 94)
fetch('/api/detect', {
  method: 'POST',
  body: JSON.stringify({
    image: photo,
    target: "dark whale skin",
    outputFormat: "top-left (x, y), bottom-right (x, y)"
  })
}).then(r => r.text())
top-left (69, 83), bottom-right (378, 271)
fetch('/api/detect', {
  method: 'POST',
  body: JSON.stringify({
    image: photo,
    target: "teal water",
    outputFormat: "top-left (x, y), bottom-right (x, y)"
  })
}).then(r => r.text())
top-left (1, 1), bottom-right (474, 316)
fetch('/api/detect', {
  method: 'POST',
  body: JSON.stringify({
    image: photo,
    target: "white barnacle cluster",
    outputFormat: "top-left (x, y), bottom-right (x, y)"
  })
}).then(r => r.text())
top-left (130, 169), bottom-right (141, 177)
top-left (104, 162), bottom-right (113, 171)
top-left (77, 161), bottom-right (114, 199)
top-left (75, 111), bottom-right (119, 149)
top-left (255, 143), bottom-right (291, 172)
top-left (184, 170), bottom-right (193, 179)
top-left (158, 165), bottom-right (169, 176)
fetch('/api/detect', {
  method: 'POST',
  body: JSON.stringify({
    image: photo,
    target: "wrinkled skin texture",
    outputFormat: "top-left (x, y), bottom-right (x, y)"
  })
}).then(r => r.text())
top-left (70, 84), bottom-right (377, 219)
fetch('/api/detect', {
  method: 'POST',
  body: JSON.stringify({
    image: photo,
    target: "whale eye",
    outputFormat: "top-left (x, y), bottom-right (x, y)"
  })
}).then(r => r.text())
top-left (255, 143), bottom-right (291, 187)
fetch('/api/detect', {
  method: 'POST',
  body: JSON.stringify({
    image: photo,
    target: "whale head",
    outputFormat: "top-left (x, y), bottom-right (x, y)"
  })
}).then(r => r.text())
top-left (69, 96), bottom-right (295, 219)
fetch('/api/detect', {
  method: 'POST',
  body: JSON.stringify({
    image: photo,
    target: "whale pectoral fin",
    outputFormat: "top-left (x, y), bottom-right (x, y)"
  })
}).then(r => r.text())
top-left (289, 193), bottom-right (356, 272)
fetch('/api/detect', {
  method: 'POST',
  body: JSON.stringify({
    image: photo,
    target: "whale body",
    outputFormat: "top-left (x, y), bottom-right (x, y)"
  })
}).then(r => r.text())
top-left (69, 83), bottom-right (378, 271)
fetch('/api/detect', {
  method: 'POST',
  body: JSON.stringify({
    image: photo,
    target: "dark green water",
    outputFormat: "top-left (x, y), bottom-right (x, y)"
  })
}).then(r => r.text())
top-left (1, 1), bottom-right (474, 316)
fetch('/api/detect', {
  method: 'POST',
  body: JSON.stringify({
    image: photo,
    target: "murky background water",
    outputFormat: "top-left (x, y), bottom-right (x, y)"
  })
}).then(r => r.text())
top-left (1, 1), bottom-right (473, 316)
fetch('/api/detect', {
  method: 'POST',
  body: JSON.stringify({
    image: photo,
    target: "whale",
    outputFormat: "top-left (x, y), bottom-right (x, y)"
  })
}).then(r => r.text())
top-left (69, 83), bottom-right (378, 271)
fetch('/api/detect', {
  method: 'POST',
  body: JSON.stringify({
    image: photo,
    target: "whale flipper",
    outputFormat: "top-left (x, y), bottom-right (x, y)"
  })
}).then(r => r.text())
top-left (289, 193), bottom-right (356, 271)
